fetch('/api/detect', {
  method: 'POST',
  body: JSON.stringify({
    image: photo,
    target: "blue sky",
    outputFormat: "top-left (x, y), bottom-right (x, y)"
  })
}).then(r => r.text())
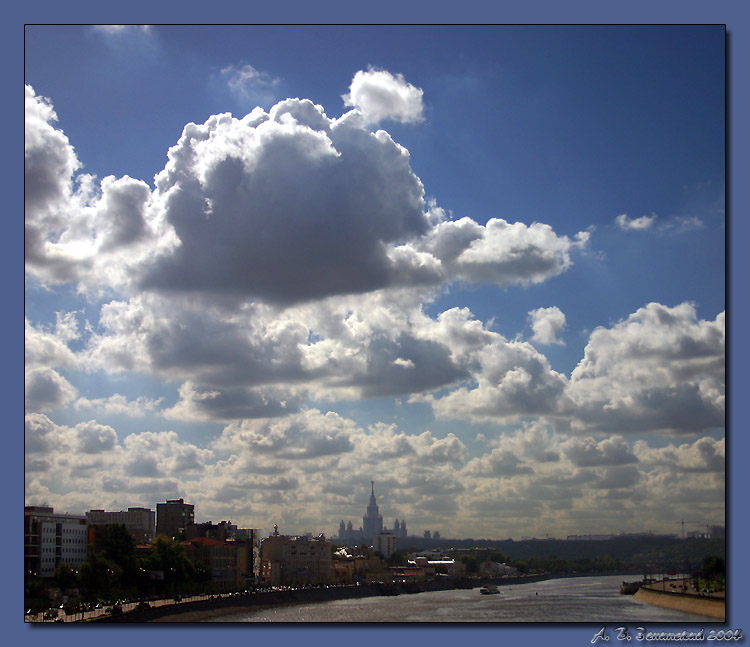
top-left (25, 25), bottom-right (725, 541)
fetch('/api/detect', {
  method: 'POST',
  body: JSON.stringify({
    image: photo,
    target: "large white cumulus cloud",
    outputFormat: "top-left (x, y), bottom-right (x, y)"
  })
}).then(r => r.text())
top-left (25, 85), bottom-right (83, 282)
top-left (24, 86), bottom-right (79, 223)
top-left (25, 79), bottom-right (588, 306)
top-left (419, 302), bottom-right (724, 437)
top-left (24, 87), bottom-right (168, 290)
top-left (24, 74), bottom-right (597, 424)
top-left (140, 101), bottom-right (434, 303)
top-left (24, 367), bottom-right (78, 412)
top-left (24, 68), bottom-right (724, 537)
top-left (24, 78), bottom-right (722, 438)
top-left (566, 303), bottom-right (724, 435)
top-left (419, 216), bottom-right (589, 287)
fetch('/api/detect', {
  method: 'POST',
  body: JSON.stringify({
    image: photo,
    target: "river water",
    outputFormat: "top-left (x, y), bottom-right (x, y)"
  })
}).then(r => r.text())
top-left (210, 574), bottom-right (717, 623)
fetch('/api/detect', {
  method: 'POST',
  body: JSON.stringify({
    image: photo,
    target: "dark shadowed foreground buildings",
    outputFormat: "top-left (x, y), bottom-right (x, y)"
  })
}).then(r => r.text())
top-left (86, 507), bottom-right (155, 544)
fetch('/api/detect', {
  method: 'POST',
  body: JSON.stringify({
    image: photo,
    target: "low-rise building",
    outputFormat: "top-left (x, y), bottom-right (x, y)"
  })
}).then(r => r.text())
top-left (180, 536), bottom-right (238, 592)
top-left (390, 565), bottom-right (427, 582)
top-left (353, 554), bottom-right (390, 582)
top-left (261, 531), bottom-right (332, 587)
top-left (479, 561), bottom-right (518, 577)
top-left (332, 558), bottom-right (356, 584)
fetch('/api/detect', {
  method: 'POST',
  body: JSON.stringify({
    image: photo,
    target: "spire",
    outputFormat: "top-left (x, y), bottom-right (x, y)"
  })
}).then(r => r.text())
top-left (363, 480), bottom-right (383, 539)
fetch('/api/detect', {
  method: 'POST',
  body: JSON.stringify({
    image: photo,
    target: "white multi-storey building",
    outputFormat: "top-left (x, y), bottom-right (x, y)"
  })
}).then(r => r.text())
top-left (25, 506), bottom-right (88, 579)
top-left (373, 531), bottom-right (396, 559)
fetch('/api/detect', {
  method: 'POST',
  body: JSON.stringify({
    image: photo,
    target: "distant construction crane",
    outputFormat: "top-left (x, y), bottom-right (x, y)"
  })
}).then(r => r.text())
top-left (675, 520), bottom-right (710, 538)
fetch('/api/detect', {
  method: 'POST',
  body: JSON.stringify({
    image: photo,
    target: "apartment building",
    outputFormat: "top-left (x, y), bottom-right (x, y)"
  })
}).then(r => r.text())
top-left (261, 532), bottom-right (332, 587)
top-left (156, 498), bottom-right (194, 539)
top-left (86, 507), bottom-right (155, 543)
top-left (24, 506), bottom-right (87, 579)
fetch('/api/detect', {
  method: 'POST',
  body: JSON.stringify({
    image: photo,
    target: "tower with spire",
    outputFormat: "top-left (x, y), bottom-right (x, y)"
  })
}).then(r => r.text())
top-left (362, 480), bottom-right (384, 541)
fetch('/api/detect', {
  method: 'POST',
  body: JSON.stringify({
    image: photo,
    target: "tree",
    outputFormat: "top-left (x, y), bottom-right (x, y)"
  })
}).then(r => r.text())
top-left (702, 555), bottom-right (725, 580)
top-left (54, 562), bottom-right (78, 592)
top-left (191, 560), bottom-right (211, 584)
top-left (488, 551), bottom-right (507, 564)
top-left (24, 578), bottom-right (48, 613)
top-left (143, 535), bottom-right (192, 594)
top-left (25, 577), bottom-right (45, 599)
top-left (79, 551), bottom-right (122, 602)
top-left (459, 554), bottom-right (478, 574)
top-left (102, 523), bottom-right (135, 567)
top-left (102, 523), bottom-right (139, 590)
top-left (356, 544), bottom-right (373, 558)
top-left (387, 552), bottom-right (407, 566)
top-left (513, 559), bottom-right (529, 574)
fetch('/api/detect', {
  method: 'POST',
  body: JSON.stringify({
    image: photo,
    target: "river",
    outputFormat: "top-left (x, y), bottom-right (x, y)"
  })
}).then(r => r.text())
top-left (209, 574), bottom-right (717, 623)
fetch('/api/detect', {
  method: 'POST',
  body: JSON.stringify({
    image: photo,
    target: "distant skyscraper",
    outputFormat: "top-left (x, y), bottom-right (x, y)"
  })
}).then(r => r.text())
top-left (393, 518), bottom-right (407, 539)
top-left (362, 481), bottom-right (384, 541)
top-left (337, 481), bottom-right (405, 545)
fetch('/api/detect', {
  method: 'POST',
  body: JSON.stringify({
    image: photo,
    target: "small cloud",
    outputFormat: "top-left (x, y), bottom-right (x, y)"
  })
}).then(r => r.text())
top-left (93, 25), bottom-right (151, 35)
top-left (528, 306), bottom-right (566, 345)
top-left (75, 420), bottom-right (118, 454)
top-left (74, 393), bottom-right (164, 417)
top-left (616, 212), bottom-right (704, 236)
top-left (25, 367), bottom-right (78, 412)
top-left (561, 435), bottom-right (638, 467)
top-left (662, 215), bottom-right (703, 233)
top-left (342, 67), bottom-right (424, 124)
top-left (221, 63), bottom-right (282, 108)
top-left (393, 357), bottom-right (415, 369)
top-left (615, 213), bottom-right (656, 231)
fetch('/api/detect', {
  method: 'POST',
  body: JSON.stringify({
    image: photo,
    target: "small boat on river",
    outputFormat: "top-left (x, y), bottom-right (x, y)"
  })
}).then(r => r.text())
top-left (480, 584), bottom-right (500, 595)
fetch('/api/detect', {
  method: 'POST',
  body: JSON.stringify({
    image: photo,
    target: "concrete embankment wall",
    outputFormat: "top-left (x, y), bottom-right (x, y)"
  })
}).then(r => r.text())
top-left (93, 574), bottom-right (551, 623)
top-left (92, 585), bottom-right (385, 623)
top-left (634, 588), bottom-right (725, 620)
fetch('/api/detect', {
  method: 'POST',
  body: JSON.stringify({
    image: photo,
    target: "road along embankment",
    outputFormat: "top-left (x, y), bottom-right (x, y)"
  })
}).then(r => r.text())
top-left (90, 585), bottom-right (384, 622)
top-left (634, 587), bottom-right (725, 620)
top-left (92, 574), bottom-right (551, 623)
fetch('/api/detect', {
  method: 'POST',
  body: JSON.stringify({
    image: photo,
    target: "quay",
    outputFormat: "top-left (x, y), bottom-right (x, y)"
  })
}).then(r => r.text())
top-left (88, 574), bottom-right (551, 622)
top-left (634, 579), bottom-right (725, 620)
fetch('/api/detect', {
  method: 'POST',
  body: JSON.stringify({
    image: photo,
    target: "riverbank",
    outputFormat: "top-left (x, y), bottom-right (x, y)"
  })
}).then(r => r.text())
top-left (91, 575), bottom-right (551, 623)
top-left (161, 574), bottom-right (714, 623)
top-left (634, 587), bottom-right (725, 620)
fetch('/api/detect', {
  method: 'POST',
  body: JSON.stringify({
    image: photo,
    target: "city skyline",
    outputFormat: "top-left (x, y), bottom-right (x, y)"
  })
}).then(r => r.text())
top-left (25, 25), bottom-right (725, 541)
top-left (31, 487), bottom-right (725, 543)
